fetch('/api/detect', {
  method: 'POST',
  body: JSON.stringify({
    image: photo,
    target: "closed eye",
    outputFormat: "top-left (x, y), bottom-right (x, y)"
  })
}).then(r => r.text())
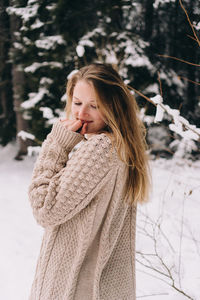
top-left (74, 102), bottom-right (98, 109)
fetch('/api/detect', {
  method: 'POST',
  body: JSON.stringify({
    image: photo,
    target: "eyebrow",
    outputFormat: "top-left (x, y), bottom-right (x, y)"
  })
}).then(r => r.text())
top-left (73, 96), bottom-right (96, 103)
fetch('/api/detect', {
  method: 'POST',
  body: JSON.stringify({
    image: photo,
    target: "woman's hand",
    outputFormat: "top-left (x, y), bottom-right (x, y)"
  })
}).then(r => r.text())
top-left (60, 119), bottom-right (87, 135)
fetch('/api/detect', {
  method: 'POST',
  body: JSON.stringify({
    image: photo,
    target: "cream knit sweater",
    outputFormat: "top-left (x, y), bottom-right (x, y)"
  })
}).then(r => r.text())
top-left (28, 121), bottom-right (137, 300)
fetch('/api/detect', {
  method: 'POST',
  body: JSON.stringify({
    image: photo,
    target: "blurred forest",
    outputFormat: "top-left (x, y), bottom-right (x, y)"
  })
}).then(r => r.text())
top-left (0, 0), bottom-right (200, 159)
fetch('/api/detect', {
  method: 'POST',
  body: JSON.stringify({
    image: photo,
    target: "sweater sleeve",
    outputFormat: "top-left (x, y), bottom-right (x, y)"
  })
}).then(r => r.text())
top-left (28, 121), bottom-right (116, 228)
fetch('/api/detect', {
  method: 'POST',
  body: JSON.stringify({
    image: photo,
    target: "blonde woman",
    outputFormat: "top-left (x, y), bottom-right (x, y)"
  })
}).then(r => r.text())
top-left (28, 63), bottom-right (150, 300)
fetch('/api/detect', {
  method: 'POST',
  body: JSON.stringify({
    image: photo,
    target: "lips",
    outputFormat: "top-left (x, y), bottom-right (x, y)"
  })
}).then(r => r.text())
top-left (80, 120), bottom-right (93, 123)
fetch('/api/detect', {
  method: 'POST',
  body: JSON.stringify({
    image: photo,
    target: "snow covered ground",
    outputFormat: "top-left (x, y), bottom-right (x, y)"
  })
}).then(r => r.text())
top-left (0, 143), bottom-right (199, 300)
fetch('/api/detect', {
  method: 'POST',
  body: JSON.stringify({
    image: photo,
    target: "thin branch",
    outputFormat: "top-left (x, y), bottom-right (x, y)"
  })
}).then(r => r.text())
top-left (137, 292), bottom-right (169, 298)
top-left (136, 268), bottom-right (170, 285)
top-left (179, 0), bottom-right (200, 47)
top-left (138, 211), bottom-right (175, 252)
top-left (178, 189), bottom-right (186, 289)
top-left (178, 75), bottom-right (200, 86)
top-left (129, 86), bottom-right (155, 105)
top-left (157, 54), bottom-right (200, 67)
top-left (187, 34), bottom-right (200, 44)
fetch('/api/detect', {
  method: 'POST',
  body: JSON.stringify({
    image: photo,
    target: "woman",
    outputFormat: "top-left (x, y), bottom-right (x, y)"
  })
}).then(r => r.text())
top-left (28, 63), bottom-right (150, 300)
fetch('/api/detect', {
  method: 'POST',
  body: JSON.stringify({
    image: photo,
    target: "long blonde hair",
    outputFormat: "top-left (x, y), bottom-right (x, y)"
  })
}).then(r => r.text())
top-left (65, 63), bottom-right (151, 205)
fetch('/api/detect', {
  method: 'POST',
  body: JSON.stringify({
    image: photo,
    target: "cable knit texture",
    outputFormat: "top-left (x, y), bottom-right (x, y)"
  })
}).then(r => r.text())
top-left (28, 121), bottom-right (137, 300)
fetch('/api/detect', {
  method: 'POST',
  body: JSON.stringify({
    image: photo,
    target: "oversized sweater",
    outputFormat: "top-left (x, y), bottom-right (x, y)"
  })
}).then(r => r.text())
top-left (28, 121), bottom-right (137, 300)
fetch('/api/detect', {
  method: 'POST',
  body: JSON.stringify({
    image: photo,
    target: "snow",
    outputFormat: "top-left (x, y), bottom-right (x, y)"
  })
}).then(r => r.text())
top-left (35, 35), bottom-right (66, 50)
top-left (39, 107), bottom-right (54, 120)
top-left (0, 143), bottom-right (43, 300)
top-left (28, 146), bottom-right (41, 156)
top-left (21, 88), bottom-right (49, 109)
top-left (122, 38), bottom-right (153, 71)
top-left (76, 45), bottom-right (85, 57)
top-left (46, 4), bottom-right (57, 11)
top-left (30, 19), bottom-right (44, 30)
top-left (150, 95), bottom-right (165, 123)
top-left (23, 37), bottom-right (32, 46)
top-left (61, 93), bottom-right (67, 102)
top-left (40, 107), bottom-right (66, 125)
top-left (103, 48), bottom-right (118, 65)
top-left (17, 131), bottom-right (35, 141)
top-left (24, 62), bottom-right (63, 73)
top-left (149, 97), bottom-right (200, 144)
top-left (7, 3), bottom-right (39, 23)
top-left (153, 0), bottom-right (176, 9)
top-left (40, 77), bottom-right (53, 86)
top-left (13, 42), bottom-right (23, 50)
top-left (143, 83), bottom-right (160, 95)
top-left (1, 144), bottom-right (200, 300)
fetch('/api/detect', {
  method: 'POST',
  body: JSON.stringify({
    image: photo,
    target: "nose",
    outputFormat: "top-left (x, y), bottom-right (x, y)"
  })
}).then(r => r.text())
top-left (78, 105), bottom-right (89, 119)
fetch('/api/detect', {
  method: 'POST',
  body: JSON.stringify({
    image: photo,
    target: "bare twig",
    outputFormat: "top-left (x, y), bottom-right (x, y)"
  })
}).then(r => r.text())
top-left (157, 54), bottom-right (200, 67)
top-left (178, 188), bottom-right (186, 289)
top-left (179, 0), bottom-right (200, 47)
top-left (178, 75), bottom-right (200, 86)
top-left (137, 292), bottom-right (169, 298)
top-left (187, 34), bottom-right (200, 44)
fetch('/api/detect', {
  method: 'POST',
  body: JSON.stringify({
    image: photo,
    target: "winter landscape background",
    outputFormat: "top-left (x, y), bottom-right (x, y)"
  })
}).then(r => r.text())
top-left (1, 143), bottom-right (200, 300)
top-left (1, 0), bottom-right (200, 299)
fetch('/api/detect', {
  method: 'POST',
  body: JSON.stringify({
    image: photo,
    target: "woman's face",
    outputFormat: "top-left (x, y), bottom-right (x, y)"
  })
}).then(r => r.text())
top-left (71, 80), bottom-right (106, 135)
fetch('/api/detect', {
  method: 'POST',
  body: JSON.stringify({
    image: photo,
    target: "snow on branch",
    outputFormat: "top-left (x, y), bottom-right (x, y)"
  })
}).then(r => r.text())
top-left (153, 99), bottom-right (200, 141)
top-left (131, 86), bottom-right (200, 142)
top-left (151, 95), bottom-right (164, 123)
top-left (35, 35), bottom-right (66, 50)
top-left (27, 146), bottom-right (41, 156)
top-left (21, 88), bottom-right (48, 109)
top-left (17, 131), bottom-right (35, 141)
top-left (6, 3), bottom-right (39, 23)
top-left (24, 62), bottom-right (63, 73)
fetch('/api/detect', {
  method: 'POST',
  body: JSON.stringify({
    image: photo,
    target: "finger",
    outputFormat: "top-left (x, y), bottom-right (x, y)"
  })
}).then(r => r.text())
top-left (81, 122), bottom-right (88, 135)
top-left (68, 120), bottom-right (82, 132)
top-left (60, 119), bottom-right (72, 126)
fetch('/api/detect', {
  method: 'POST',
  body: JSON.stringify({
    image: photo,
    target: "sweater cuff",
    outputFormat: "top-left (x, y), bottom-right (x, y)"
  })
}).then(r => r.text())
top-left (49, 121), bottom-right (84, 151)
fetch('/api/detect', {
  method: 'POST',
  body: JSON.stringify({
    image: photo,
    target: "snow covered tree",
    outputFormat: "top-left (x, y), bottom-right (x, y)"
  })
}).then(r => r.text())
top-left (6, 0), bottom-right (102, 153)
top-left (2, 0), bottom-right (200, 160)
top-left (7, 0), bottom-right (68, 154)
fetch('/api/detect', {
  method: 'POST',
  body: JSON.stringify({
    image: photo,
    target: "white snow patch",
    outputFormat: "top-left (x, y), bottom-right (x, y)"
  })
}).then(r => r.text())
top-left (40, 77), bottom-right (53, 85)
top-left (21, 88), bottom-right (49, 109)
top-left (76, 45), bottom-right (85, 57)
top-left (7, 4), bottom-right (39, 23)
top-left (30, 19), bottom-right (44, 29)
top-left (35, 35), bottom-right (66, 50)
top-left (61, 93), bottom-right (67, 102)
top-left (150, 95), bottom-right (165, 123)
top-left (28, 146), bottom-right (41, 156)
top-left (24, 62), bottom-right (63, 73)
top-left (1, 144), bottom-right (200, 300)
top-left (153, 0), bottom-right (176, 9)
top-left (39, 107), bottom-right (54, 120)
top-left (17, 131), bottom-right (35, 141)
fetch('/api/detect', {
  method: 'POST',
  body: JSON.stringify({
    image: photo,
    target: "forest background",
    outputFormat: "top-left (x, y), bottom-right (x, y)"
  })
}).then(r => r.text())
top-left (1, 1), bottom-right (200, 299)
top-left (0, 0), bottom-right (200, 159)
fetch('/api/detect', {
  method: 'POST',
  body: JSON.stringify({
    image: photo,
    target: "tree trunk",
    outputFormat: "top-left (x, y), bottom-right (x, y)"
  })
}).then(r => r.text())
top-left (9, 0), bottom-right (29, 159)
top-left (144, 0), bottom-right (154, 40)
